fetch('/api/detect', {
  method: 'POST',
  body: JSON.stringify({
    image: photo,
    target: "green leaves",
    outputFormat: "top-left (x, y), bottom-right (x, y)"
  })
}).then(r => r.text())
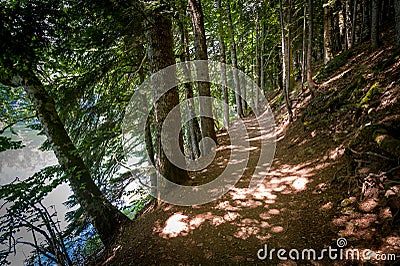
top-left (0, 136), bottom-right (24, 152)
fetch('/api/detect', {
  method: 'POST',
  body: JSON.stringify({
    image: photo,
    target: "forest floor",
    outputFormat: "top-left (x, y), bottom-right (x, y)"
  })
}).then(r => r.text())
top-left (95, 30), bottom-right (400, 265)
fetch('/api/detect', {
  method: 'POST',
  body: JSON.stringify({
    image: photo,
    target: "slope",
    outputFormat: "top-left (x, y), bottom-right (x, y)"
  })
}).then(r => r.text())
top-left (93, 28), bottom-right (400, 265)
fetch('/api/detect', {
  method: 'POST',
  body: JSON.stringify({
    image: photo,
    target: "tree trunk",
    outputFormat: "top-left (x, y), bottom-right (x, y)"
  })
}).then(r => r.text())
top-left (23, 73), bottom-right (130, 246)
top-left (351, 0), bottom-right (358, 46)
top-left (178, 1), bottom-right (201, 159)
top-left (260, 23), bottom-right (266, 95)
top-left (371, 0), bottom-right (380, 48)
top-left (345, 0), bottom-right (353, 48)
top-left (226, 1), bottom-right (244, 118)
top-left (287, 0), bottom-right (294, 92)
top-left (301, 2), bottom-right (307, 91)
top-left (188, 0), bottom-right (218, 152)
top-left (216, 0), bottom-right (230, 129)
top-left (395, 0), bottom-right (400, 47)
top-left (324, 5), bottom-right (333, 64)
top-left (307, 0), bottom-right (316, 95)
top-left (279, 0), bottom-right (294, 122)
top-left (255, 11), bottom-right (261, 111)
top-left (361, 0), bottom-right (371, 41)
top-left (145, 7), bottom-right (190, 185)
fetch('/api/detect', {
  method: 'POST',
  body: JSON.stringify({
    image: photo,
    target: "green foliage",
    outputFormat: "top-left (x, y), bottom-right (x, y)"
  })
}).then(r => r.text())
top-left (0, 166), bottom-right (70, 265)
top-left (122, 194), bottom-right (152, 220)
top-left (0, 136), bottom-right (24, 152)
top-left (82, 234), bottom-right (103, 257)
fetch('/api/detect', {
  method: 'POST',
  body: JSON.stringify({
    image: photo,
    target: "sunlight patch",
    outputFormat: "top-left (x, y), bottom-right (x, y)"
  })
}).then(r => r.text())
top-left (161, 213), bottom-right (188, 238)
top-left (271, 226), bottom-right (284, 233)
top-left (292, 177), bottom-right (309, 191)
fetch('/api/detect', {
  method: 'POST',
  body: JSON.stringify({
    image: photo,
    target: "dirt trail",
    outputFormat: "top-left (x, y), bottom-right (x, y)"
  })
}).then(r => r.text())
top-left (99, 113), bottom-right (347, 265)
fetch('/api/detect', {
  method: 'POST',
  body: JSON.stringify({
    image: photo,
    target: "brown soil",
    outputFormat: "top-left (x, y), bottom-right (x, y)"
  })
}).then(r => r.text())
top-left (93, 114), bottom-right (351, 265)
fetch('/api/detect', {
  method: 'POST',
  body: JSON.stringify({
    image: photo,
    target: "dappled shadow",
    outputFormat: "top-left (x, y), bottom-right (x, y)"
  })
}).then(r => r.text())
top-left (113, 114), bottom-right (347, 265)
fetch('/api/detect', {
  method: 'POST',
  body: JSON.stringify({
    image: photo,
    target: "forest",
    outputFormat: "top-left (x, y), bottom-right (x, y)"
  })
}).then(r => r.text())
top-left (1, 0), bottom-right (400, 265)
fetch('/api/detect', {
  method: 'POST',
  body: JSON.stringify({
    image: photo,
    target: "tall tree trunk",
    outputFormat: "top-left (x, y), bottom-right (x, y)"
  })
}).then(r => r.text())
top-left (339, 7), bottom-right (347, 50)
top-left (371, 0), bottom-right (380, 48)
top-left (279, 0), bottom-right (294, 122)
top-left (255, 11), bottom-right (261, 111)
top-left (301, 2), bottom-right (307, 91)
top-left (345, 0), bottom-right (353, 48)
top-left (307, 0), bottom-right (316, 96)
top-left (216, 0), bottom-right (230, 129)
top-left (145, 7), bottom-right (190, 185)
top-left (351, 0), bottom-right (358, 46)
top-left (361, 0), bottom-right (371, 41)
top-left (395, 0), bottom-right (400, 47)
top-left (178, 0), bottom-right (201, 159)
top-left (324, 5), bottom-right (333, 64)
top-left (261, 23), bottom-right (266, 95)
top-left (288, 0), bottom-right (294, 91)
top-left (226, 1), bottom-right (244, 118)
top-left (188, 0), bottom-right (218, 153)
top-left (23, 73), bottom-right (130, 246)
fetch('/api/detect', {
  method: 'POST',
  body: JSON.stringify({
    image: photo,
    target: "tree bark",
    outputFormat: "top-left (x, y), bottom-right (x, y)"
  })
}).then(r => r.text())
top-left (307, 0), bottom-right (316, 96)
top-left (145, 7), bottom-right (190, 185)
top-left (351, 0), bottom-right (358, 46)
top-left (178, 1), bottom-right (201, 159)
top-left (371, 0), bottom-right (380, 48)
top-left (324, 5), bottom-right (333, 64)
top-left (255, 11), bottom-right (261, 111)
top-left (395, 0), bottom-right (400, 47)
top-left (260, 23), bottom-right (266, 95)
top-left (23, 73), bottom-right (130, 246)
top-left (301, 2), bottom-right (307, 91)
top-left (279, 0), bottom-right (294, 122)
top-left (216, 0), bottom-right (230, 129)
top-left (188, 0), bottom-right (217, 152)
top-left (345, 0), bottom-right (353, 48)
top-left (361, 0), bottom-right (371, 41)
top-left (226, 1), bottom-right (244, 118)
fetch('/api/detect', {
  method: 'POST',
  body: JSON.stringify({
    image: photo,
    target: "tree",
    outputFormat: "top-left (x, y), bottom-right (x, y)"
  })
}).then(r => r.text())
top-left (371, 0), bottom-right (380, 48)
top-left (301, 2), bottom-right (307, 90)
top-left (351, 0), bottom-right (358, 46)
top-left (324, 3), bottom-right (333, 64)
top-left (188, 0), bottom-right (218, 150)
top-left (255, 10), bottom-right (261, 111)
top-left (395, 0), bottom-right (400, 47)
top-left (226, 1), bottom-right (244, 118)
top-left (216, 0), bottom-right (230, 129)
top-left (177, 0), bottom-right (201, 159)
top-left (279, 0), bottom-right (294, 122)
top-left (361, 0), bottom-right (371, 41)
top-left (144, 4), bottom-right (190, 185)
top-left (307, 0), bottom-right (316, 95)
top-left (22, 73), bottom-right (131, 246)
top-left (0, 0), bottom-right (130, 247)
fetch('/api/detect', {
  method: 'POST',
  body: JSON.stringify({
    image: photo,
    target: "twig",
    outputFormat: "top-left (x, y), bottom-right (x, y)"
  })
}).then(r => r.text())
top-left (347, 147), bottom-right (394, 161)
top-left (0, 116), bottom-right (36, 134)
top-left (382, 165), bottom-right (400, 175)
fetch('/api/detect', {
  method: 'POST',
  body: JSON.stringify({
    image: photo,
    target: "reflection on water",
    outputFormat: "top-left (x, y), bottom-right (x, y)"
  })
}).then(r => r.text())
top-left (0, 126), bottom-right (71, 265)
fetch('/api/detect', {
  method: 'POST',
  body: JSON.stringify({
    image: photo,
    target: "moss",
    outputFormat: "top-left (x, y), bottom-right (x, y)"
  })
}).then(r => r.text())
top-left (359, 82), bottom-right (382, 106)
